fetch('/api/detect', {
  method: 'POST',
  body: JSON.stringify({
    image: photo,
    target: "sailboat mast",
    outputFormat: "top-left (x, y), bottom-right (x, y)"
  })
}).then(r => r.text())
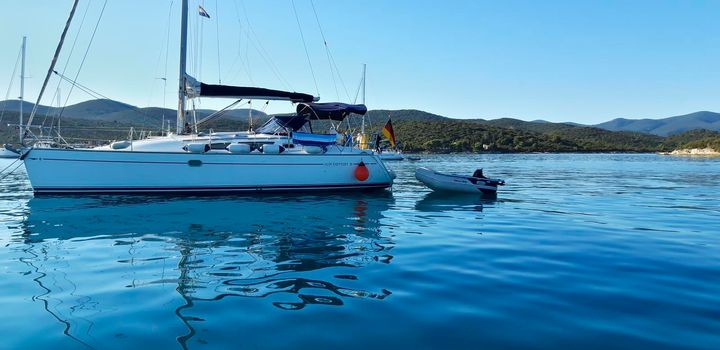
top-left (56, 88), bottom-right (62, 133)
top-left (177, 0), bottom-right (189, 134)
top-left (19, 36), bottom-right (26, 143)
top-left (362, 64), bottom-right (366, 104)
top-left (361, 64), bottom-right (366, 134)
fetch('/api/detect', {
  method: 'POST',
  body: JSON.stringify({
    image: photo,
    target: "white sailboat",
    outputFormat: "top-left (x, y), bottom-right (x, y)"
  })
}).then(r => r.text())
top-left (0, 37), bottom-right (26, 159)
top-left (378, 150), bottom-right (405, 161)
top-left (0, 146), bottom-right (19, 159)
top-left (353, 65), bottom-right (404, 161)
top-left (20, 0), bottom-right (394, 194)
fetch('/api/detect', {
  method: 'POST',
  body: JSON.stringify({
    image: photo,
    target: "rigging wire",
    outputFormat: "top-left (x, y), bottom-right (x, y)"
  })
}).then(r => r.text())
top-left (24, 0), bottom-right (81, 136)
top-left (41, 0), bottom-right (92, 130)
top-left (192, 0), bottom-right (211, 109)
top-left (309, 0), bottom-right (338, 100)
top-left (195, 99), bottom-right (243, 126)
top-left (45, 125), bottom-right (150, 131)
top-left (327, 51), bottom-right (351, 102)
top-left (187, 2), bottom-right (196, 79)
top-left (215, 0), bottom-right (222, 84)
top-left (191, 2), bottom-right (197, 77)
top-left (52, 70), bottom-right (160, 128)
top-left (54, 88), bottom-right (63, 133)
top-left (291, 0), bottom-right (320, 97)
top-left (189, 1), bottom-right (201, 84)
top-left (146, 1), bottom-right (174, 109)
top-left (53, 71), bottom-right (110, 100)
top-left (54, 0), bottom-right (109, 130)
top-left (310, 0), bottom-right (351, 102)
top-left (198, 0), bottom-right (205, 86)
top-left (237, 0), bottom-right (292, 90)
top-left (224, 2), bottom-right (247, 83)
top-left (353, 68), bottom-right (363, 104)
top-left (162, 1), bottom-right (175, 123)
top-left (242, 25), bottom-right (254, 85)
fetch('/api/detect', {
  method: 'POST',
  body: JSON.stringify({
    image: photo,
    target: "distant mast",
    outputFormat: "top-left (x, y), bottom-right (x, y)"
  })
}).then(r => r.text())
top-left (362, 64), bottom-right (366, 104)
top-left (19, 36), bottom-right (26, 143)
top-left (177, 0), bottom-right (189, 134)
top-left (361, 64), bottom-right (366, 134)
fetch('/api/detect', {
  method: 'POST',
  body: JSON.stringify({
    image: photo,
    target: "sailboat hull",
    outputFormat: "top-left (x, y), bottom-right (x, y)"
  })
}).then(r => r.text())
top-left (23, 148), bottom-right (394, 194)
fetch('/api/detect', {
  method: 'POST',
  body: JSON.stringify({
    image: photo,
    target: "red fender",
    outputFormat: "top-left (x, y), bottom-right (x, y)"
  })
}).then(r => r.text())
top-left (354, 161), bottom-right (370, 181)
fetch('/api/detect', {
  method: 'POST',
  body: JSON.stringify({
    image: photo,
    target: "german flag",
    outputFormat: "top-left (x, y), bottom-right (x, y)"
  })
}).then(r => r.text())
top-left (381, 119), bottom-right (396, 147)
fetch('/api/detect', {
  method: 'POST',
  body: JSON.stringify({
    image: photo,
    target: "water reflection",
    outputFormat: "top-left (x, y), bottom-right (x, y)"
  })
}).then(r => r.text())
top-left (414, 192), bottom-right (499, 213)
top-left (19, 193), bottom-right (394, 349)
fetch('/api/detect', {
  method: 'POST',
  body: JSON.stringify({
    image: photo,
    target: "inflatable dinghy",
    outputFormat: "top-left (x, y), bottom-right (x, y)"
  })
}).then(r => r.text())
top-left (415, 167), bottom-right (505, 194)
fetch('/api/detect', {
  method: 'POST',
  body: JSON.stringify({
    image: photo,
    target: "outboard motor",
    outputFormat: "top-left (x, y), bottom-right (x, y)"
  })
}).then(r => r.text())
top-left (472, 169), bottom-right (486, 179)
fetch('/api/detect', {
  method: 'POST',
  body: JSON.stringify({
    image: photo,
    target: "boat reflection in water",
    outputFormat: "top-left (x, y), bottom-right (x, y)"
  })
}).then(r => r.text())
top-left (414, 191), bottom-right (500, 213)
top-left (20, 193), bottom-right (394, 348)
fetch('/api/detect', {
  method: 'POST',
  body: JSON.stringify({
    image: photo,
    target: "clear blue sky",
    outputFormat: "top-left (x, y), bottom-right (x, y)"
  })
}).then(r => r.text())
top-left (1, 0), bottom-right (719, 124)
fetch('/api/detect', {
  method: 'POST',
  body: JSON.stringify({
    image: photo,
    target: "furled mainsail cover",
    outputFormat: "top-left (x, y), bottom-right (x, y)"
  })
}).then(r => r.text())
top-left (184, 74), bottom-right (315, 102)
top-left (199, 83), bottom-right (315, 102)
top-left (296, 103), bottom-right (367, 121)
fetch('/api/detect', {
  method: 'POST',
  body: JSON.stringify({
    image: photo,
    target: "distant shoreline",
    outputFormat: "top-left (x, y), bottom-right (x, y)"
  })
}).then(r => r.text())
top-left (405, 151), bottom-right (664, 155)
top-left (663, 148), bottom-right (720, 156)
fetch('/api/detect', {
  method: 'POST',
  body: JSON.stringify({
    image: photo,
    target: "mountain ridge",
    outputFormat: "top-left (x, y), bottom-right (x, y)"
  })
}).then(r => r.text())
top-left (3, 99), bottom-right (718, 136)
top-left (0, 99), bottom-right (268, 127)
top-left (2, 99), bottom-right (719, 146)
top-left (593, 111), bottom-right (720, 136)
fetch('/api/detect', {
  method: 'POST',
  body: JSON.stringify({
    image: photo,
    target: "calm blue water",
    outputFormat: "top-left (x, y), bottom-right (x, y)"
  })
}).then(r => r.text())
top-left (1, 154), bottom-right (719, 349)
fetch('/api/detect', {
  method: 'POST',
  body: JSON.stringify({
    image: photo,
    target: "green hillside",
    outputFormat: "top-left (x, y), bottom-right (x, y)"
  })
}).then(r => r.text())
top-left (669, 130), bottom-right (720, 151)
top-left (393, 120), bottom-right (668, 153)
top-left (0, 111), bottom-right (140, 146)
top-left (391, 117), bottom-right (669, 152)
top-left (2, 99), bottom-right (717, 153)
top-left (664, 129), bottom-right (720, 146)
top-left (681, 138), bottom-right (720, 151)
top-left (393, 120), bottom-right (578, 152)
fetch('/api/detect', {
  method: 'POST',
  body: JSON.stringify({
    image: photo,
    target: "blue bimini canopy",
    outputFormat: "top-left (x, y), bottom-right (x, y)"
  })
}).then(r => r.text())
top-left (292, 131), bottom-right (337, 146)
top-left (296, 102), bottom-right (367, 121)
